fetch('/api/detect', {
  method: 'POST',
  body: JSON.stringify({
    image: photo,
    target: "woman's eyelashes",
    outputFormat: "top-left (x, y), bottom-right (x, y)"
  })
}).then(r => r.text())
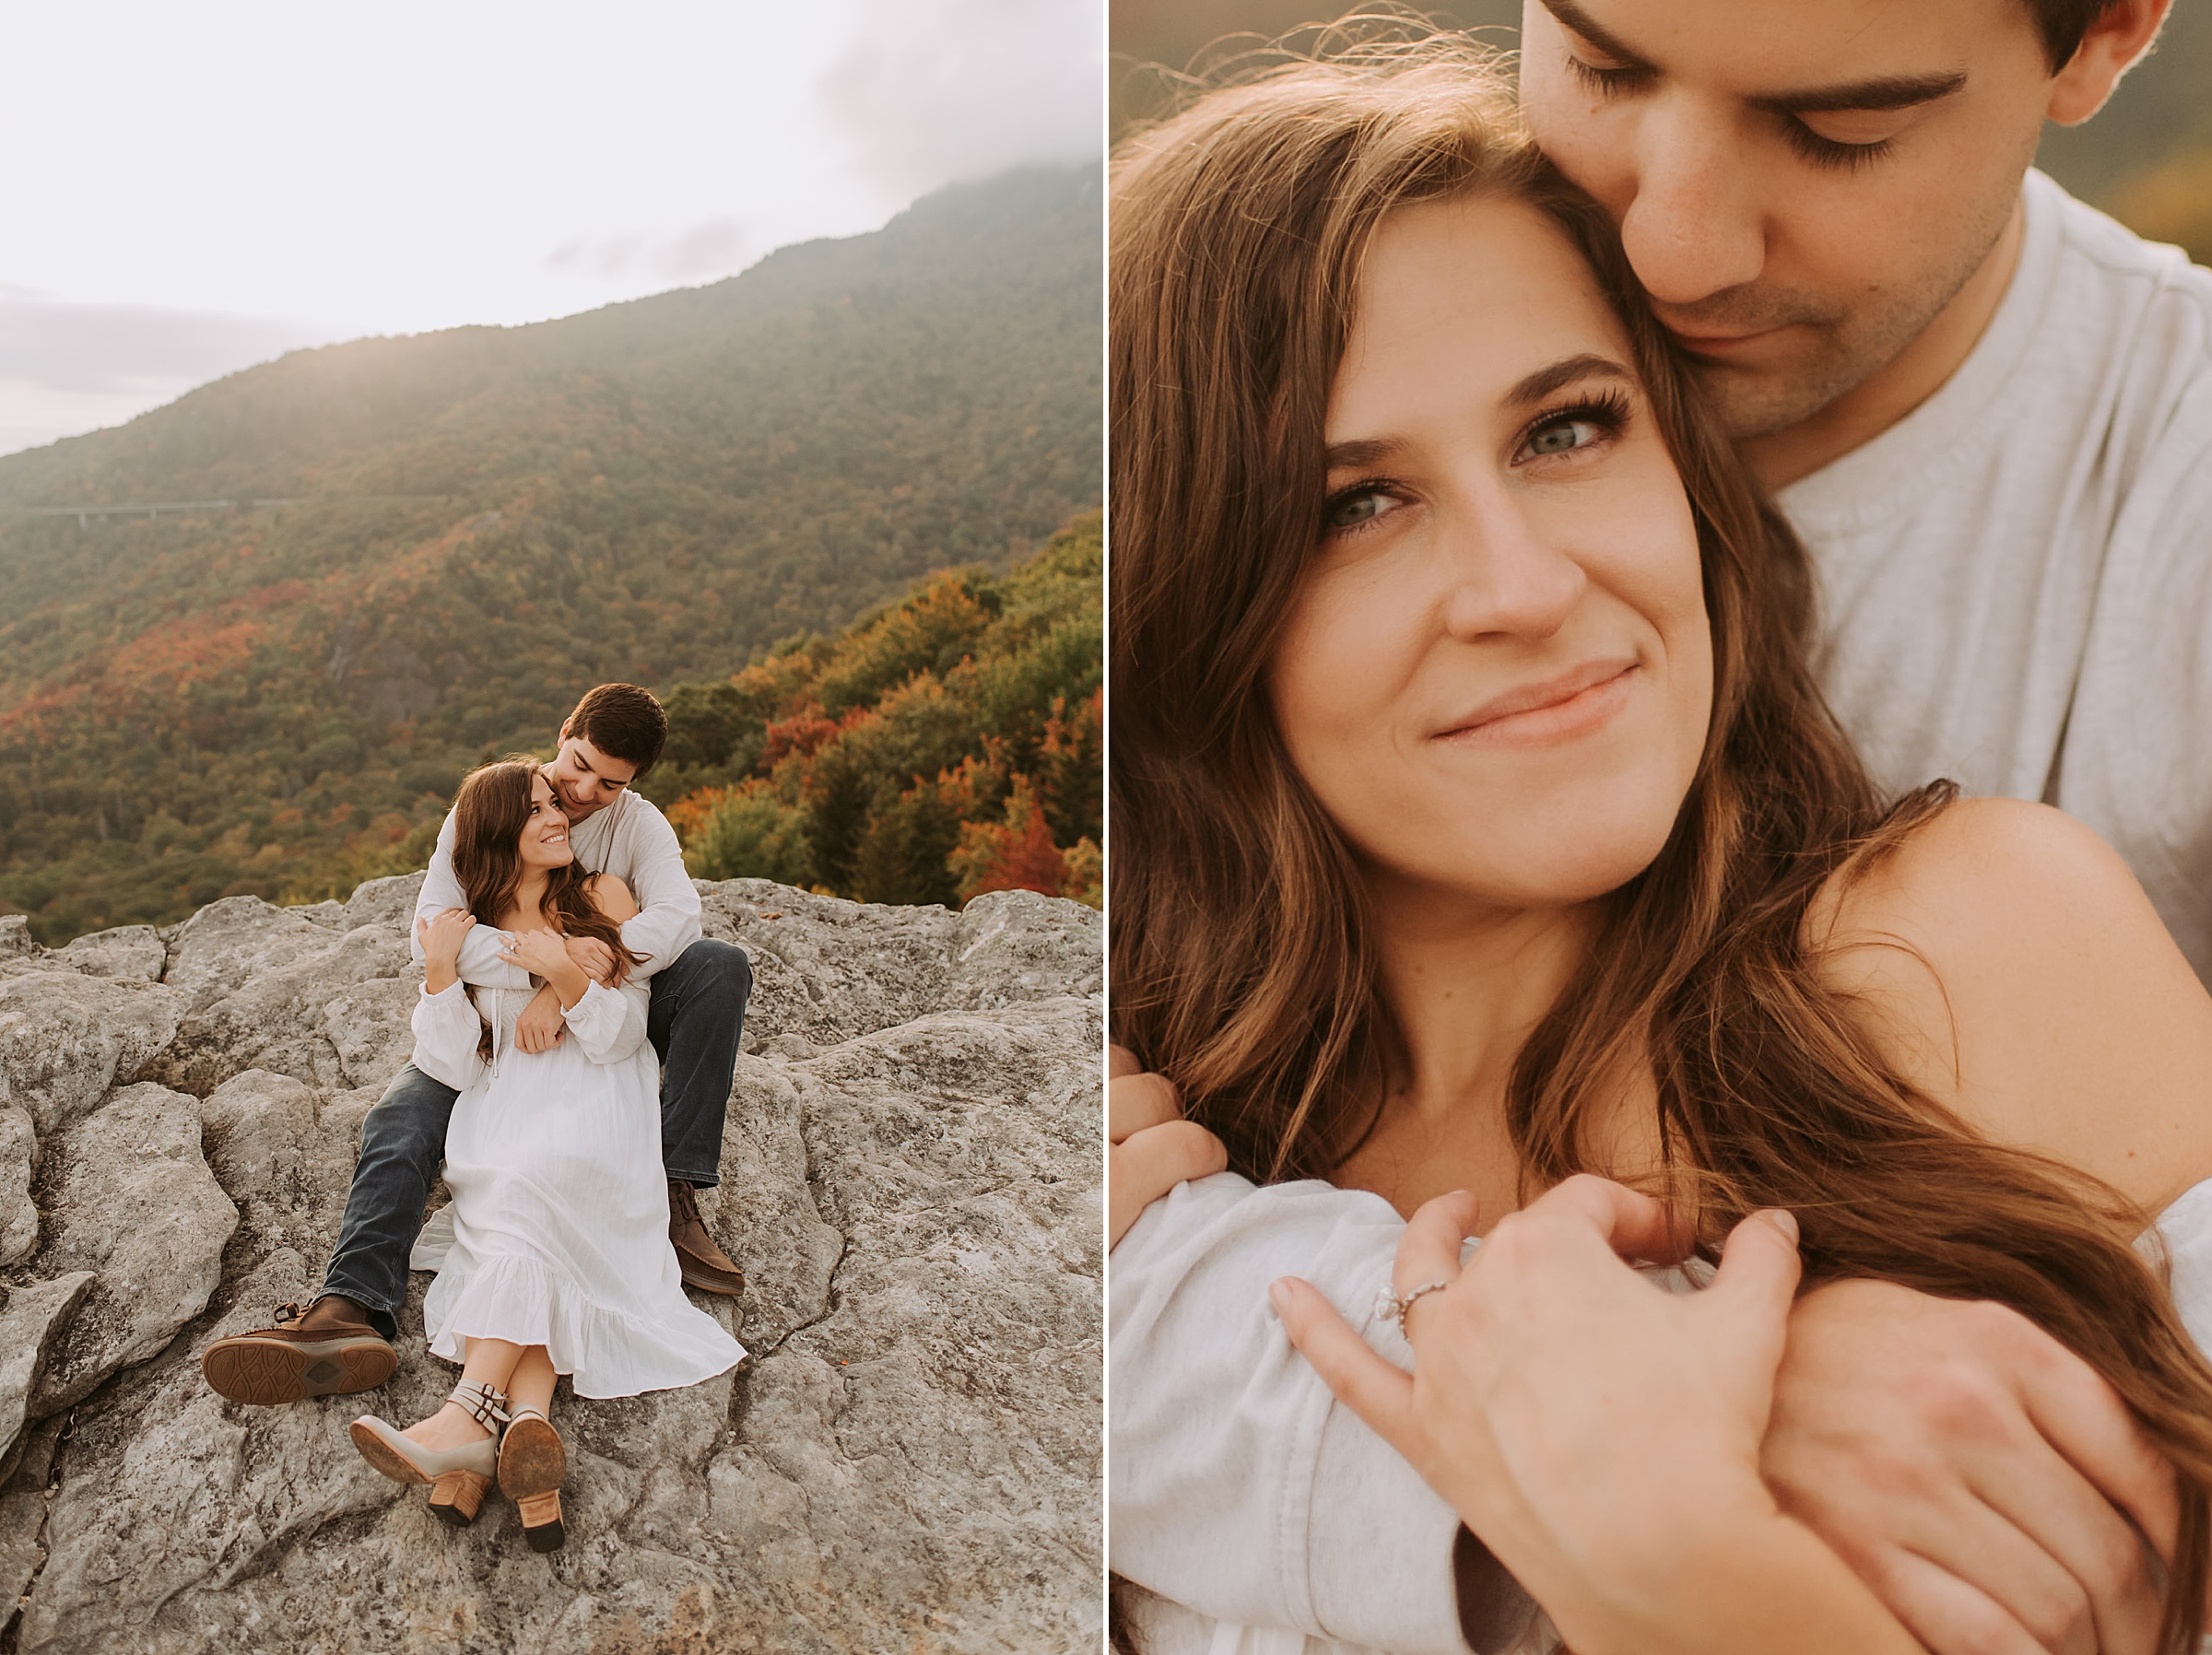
top-left (1319, 394), bottom-right (1635, 539)
top-left (1513, 391), bottom-right (1633, 466)
top-left (1321, 481), bottom-right (1406, 536)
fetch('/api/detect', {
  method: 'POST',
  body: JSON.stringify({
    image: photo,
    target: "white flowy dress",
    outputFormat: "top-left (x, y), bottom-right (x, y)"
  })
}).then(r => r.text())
top-left (406, 971), bottom-right (745, 1397)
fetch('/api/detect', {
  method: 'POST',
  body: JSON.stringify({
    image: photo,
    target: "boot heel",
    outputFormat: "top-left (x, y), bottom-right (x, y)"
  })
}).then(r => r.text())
top-left (429, 1470), bottom-right (490, 1527)
top-left (516, 1489), bottom-right (565, 1552)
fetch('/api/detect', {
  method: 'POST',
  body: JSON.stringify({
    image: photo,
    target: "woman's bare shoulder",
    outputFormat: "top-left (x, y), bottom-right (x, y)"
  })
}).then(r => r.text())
top-left (583, 872), bottom-right (639, 923)
top-left (1807, 796), bottom-right (2212, 1209)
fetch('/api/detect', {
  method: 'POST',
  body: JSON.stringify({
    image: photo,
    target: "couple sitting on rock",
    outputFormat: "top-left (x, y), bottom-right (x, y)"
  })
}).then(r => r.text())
top-left (199, 683), bottom-right (753, 1552)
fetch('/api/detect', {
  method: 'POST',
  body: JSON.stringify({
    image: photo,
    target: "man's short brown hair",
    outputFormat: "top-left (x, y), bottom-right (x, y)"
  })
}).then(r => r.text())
top-left (2028, 0), bottom-right (2122, 69)
top-left (565, 684), bottom-right (667, 778)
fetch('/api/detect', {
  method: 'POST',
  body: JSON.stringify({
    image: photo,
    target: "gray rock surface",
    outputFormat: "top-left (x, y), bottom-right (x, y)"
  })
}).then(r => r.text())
top-left (0, 1276), bottom-right (94, 1478)
top-left (26, 1083), bottom-right (239, 1414)
top-left (48, 925), bottom-right (165, 983)
top-left (0, 1107), bottom-right (36, 1268)
top-left (0, 971), bottom-right (186, 1138)
top-left (0, 874), bottom-right (1101, 1654)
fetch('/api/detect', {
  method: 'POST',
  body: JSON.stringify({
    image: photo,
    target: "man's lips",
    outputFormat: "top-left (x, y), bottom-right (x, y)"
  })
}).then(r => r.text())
top-left (1434, 660), bottom-right (1639, 745)
top-left (1666, 325), bottom-right (1782, 357)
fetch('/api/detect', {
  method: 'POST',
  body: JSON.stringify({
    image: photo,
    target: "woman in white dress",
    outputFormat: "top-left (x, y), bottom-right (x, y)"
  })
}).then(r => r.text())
top-left (347, 757), bottom-right (745, 1550)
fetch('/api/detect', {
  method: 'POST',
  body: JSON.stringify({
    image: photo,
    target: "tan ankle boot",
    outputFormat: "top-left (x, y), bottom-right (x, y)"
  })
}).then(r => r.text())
top-left (347, 1380), bottom-right (507, 1528)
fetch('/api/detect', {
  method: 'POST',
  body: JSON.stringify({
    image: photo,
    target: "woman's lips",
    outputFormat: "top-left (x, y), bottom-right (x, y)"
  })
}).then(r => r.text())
top-left (1434, 661), bottom-right (1640, 746)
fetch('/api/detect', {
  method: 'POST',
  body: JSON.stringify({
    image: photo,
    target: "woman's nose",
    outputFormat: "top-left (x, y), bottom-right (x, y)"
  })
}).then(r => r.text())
top-left (1439, 494), bottom-right (1588, 643)
top-left (1615, 100), bottom-right (1766, 307)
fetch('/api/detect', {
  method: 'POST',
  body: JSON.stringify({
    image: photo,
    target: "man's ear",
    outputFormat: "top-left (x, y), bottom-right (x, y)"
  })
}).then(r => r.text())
top-left (2047, 0), bottom-right (2171, 125)
top-left (558, 718), bottom-right (571, 744)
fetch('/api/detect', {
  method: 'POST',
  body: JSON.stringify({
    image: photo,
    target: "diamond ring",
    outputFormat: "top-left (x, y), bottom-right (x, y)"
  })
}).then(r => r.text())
top-left (1374, 1277), bottom-right (1452, 1333)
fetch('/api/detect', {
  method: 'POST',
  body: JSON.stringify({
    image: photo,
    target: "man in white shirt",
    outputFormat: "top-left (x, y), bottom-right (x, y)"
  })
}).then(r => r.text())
top-left (201, 683), bottom-right (754, 1405)
top-left (1113, 0), bottom-right (2212, 1649)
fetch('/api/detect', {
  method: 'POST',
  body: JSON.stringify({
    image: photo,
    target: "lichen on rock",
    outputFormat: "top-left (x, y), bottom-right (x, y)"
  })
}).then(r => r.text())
top-left (0, 874), bottom-right (1102, 1654)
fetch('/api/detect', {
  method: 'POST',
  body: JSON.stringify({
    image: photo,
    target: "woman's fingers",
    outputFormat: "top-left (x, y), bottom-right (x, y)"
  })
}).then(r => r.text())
top-left (1393, 1191), bottom-right (1481, 1304)
top-left (2010, 1337), bottom-right (2183, 1568)
top-left (1108, 1043), bottom-right (1143, 1081)
top-left (1860, 1547), bottom-right (2075, 1655)
top-left (1109, 1071), bottom-right (1181, 1144)
top-left (1707, 1210), bottom-right (1802, 1320)
top-left (1108, 1121), bottom-right (1226, 1247)
top-left (1272, 1275), bottom-right (1419, 1460)
top-left (1531, 1173), bottom-right (1696, 1265)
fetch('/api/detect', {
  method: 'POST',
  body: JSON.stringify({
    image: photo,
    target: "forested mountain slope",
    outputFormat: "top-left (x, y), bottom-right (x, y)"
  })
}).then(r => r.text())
top-left (0, 164), bottom-right (1100, 943)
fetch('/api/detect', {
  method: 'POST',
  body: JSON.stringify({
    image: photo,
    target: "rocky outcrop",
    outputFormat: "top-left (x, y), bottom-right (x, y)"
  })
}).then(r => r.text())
top-left (0, 875), bottom-right (1101, 1654)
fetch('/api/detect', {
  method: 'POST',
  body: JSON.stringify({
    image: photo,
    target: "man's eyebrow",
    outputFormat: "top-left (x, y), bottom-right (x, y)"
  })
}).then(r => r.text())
top-left (1752, 72), bottom-right (1967, 116)
top-left (1541, 0), bottom-right (1966, 114)
top-left (1540, 0), bottom-right (1651, 69)
top-left (1507, 353), bottom-right (1636, 407)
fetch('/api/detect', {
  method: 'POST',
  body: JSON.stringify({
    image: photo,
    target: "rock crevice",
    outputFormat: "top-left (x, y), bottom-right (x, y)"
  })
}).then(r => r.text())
top-left (0, 874), bottom-right (1101, 1654)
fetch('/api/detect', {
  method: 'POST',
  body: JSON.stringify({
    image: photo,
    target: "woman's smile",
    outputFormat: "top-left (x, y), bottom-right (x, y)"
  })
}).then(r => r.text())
top-left (1432, 658), bottom-right (1641, 748)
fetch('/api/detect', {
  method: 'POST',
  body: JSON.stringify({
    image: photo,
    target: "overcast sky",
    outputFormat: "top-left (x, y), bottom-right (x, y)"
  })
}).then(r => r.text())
top-left (0, 0), bottom-right (1101, 457)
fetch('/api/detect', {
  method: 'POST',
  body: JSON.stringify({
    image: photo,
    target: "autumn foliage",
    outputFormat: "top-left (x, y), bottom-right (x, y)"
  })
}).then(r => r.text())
top-left (653, 514), bottom-right (1100, 909)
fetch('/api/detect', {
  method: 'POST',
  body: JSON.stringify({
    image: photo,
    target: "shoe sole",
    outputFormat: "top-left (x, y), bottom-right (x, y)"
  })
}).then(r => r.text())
top-left (497, 1417), bottom-right (568, 1500)
top-left (204, 1336), bottom-right (396, 1405)
top-left (677, 1259), bottom-right (746, 1298)
top-left (348, 1420), bottom-right (432, 1485)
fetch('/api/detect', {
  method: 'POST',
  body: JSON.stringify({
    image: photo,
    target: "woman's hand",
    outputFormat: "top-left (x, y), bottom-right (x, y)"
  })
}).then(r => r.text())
top-left (416, 909), bottom-right (475, 993)
top-left (1109, 1045), bottom-right (1226, 1248)
top-left (501, 929), bottom-right (590, 1009)
top-left (1274, 1177), bottom-right (1914, 1655)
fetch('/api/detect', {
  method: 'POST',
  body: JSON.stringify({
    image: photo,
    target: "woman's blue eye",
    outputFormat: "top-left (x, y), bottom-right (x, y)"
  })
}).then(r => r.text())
top-left (1527, 418), bottom-right (1601, 456)
top-left (1324, 488), bottom-right (1396, 531)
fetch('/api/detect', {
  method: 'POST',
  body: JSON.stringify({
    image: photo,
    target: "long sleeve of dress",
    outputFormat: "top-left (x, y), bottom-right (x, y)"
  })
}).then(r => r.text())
top-left (1111, 1172), bottom-right (1517, 1655)
top-left (412, 814), bottom-right (532, 992)
top-left (560, 980), bottom-right (652, 1065)
top-left (410, 980), bottom-right (488, 1092)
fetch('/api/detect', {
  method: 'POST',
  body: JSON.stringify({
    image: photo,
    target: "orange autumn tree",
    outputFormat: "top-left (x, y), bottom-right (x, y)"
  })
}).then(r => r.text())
top-left (649, 512), bottom-right (1100, 909)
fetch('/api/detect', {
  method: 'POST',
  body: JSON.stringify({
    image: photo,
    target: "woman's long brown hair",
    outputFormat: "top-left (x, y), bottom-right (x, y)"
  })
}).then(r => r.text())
top-left (1109, 33), bottom-right (2212, 1645)
top-left (450, 757), bottom-right (645, 984)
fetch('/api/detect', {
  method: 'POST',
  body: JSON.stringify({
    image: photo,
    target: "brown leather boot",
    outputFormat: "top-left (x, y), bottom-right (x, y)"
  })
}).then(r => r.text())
top-left (201, 1296), bottom-right (396, 1405)
top-left (668, 1180), bottom-right (746, 1298)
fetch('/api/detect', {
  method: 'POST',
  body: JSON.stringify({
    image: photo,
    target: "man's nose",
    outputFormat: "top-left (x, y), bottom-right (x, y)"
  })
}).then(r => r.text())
top-left (1440, 492), bottom-right (1587, 643)
top-left (1615, 100), bottom-right (1766, 307)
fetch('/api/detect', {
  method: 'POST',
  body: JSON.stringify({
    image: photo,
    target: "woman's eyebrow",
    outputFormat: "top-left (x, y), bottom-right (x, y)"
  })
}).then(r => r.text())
top-left (1323, 436), bottom-right (1404, 470)
top-left (1506, 353), bottom-right (1636, 408)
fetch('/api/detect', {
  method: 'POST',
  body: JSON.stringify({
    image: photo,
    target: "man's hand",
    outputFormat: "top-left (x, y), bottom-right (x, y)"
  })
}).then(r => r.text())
top-left (513, 982), bottom-right (568, 1053)
top-left (1764, 1279), bottom-right (2178, 1655)
top-left (565, 934), bottom-right (618, 985)
top-left (1109, 1044), bottom-right (1226, 1247)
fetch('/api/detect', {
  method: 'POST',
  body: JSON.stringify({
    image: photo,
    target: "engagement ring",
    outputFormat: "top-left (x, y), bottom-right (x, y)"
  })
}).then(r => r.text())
top-left (1374, 1278), bottom-right (1452, 1333)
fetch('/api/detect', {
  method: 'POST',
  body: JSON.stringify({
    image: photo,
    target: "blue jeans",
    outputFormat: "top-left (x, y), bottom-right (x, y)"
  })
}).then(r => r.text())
top-left (321, 937), bottom-right (752, 1339)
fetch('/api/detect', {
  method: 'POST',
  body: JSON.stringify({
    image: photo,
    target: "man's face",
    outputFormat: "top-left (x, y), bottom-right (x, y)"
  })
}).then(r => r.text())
top-left (1520, 0), bottom-right (2056, 440)
top-left (544, 725), bottom-right (639, 823)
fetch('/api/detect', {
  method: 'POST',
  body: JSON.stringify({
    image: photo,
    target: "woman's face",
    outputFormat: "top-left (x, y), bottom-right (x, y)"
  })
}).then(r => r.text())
top-left (1268, 194), bottom-right (1712, 916)
top-left (517, 770), bottom-right (576, 872)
